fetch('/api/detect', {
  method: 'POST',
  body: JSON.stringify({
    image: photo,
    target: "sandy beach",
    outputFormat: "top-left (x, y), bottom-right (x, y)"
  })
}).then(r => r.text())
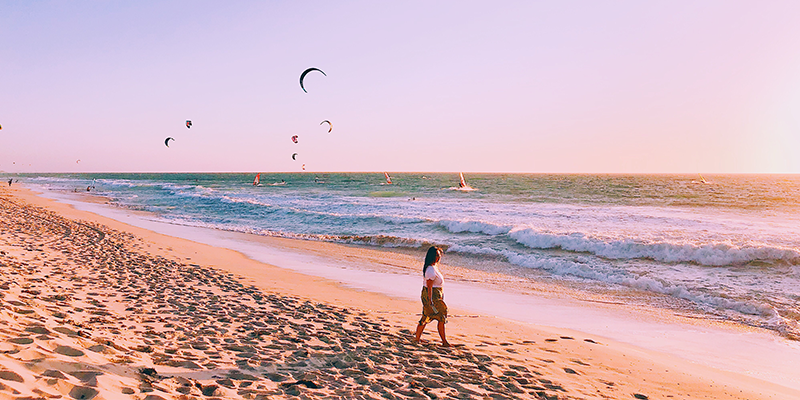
top-left (0, 185), bottom-right (797, 400)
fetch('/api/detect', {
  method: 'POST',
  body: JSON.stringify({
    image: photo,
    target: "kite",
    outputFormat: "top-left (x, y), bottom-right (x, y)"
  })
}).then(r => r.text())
top-left (320, 120), bottom-right (332, 133)
top-left (165, 137), bottom-right (175, 147)
top-left (186, 120), bottom-right (192, 129)
top-left (292, 153), bottom-right (298, 160)
top-left (291, 135), bottom-right (298, 144)
top-left (299, 67), bottom-right (326, 93)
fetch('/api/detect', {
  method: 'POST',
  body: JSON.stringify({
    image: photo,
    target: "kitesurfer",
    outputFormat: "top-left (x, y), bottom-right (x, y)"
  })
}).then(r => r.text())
top-left (7, 179), bottom-right (11, 187)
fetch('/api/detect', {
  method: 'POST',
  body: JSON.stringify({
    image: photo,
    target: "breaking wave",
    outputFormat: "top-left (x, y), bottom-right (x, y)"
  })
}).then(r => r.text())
top-left (508, 228), bottom-right (800, 266)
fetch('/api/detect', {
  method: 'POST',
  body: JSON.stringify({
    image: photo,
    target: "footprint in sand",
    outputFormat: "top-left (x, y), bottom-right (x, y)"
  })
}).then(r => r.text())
top-left (0, 370), bottom-right (25, 383)
top-left (54, 345), bottom-right (85, 357)
top-left (68, 385), bottom-right (98, 400)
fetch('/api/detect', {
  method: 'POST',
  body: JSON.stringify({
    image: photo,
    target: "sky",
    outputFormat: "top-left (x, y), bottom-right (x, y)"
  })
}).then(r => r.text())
top-left (3, 1), bottom-right (800, 174)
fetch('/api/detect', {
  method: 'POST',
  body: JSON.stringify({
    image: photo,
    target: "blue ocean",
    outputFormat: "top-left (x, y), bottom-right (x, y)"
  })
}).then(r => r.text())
top-left (19, 173), bottom-right (800, 339)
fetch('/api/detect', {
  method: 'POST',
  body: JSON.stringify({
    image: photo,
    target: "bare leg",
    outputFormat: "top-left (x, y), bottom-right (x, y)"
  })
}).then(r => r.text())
top-left (414, 323), bottom-right (426, 343)
top-left (437, 320), bottom-right (450, 347)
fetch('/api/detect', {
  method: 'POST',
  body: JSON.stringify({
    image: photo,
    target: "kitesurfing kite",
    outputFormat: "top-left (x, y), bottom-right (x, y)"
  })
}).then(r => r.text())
top-left (186, 120), bottom-right (192, 129)
top-left (76, 159), bottom-right (81, 164)
top-left (0, 124), bottom-right (3, 130)
top-left (302, 164), bottom-right (306, 171)
top-left (292, 153), bottom-right (298, 160)
top-left (291, 135), bottom-right (299, 144)
top-left (165, 137), bottom-right (175, 147)
top-left (320, 120), bottom-right (332, 133)
top-left (299, 67), bottom-right (326, 93)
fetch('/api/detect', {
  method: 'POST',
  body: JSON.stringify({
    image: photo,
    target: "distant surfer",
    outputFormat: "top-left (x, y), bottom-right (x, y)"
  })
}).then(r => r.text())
top-left (7, 179), bottom-right (11, 187)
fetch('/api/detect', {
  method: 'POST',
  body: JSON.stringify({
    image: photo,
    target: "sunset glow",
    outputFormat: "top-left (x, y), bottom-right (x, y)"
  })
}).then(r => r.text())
top-left (2, 1), bottom-right (800, 173)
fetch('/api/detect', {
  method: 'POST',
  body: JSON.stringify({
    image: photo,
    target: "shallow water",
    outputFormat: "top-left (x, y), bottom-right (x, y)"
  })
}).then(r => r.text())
top-left (18, 172), bottom-right (800, 339)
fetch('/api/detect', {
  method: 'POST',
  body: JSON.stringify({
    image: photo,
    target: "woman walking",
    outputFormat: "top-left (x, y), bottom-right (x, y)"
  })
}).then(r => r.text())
top-left (414, 246), bottom-right (450, 346)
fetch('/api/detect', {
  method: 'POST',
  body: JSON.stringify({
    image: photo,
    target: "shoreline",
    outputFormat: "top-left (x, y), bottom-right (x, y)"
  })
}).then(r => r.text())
top-left (1, 184), bottom-right (798, 399)
top-left (30, 184), bottom-right (800, 387)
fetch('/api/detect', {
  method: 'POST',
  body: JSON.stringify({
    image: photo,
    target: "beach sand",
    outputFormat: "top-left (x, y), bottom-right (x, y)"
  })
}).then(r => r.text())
top-left (0, 185), bottom-right (797, 400)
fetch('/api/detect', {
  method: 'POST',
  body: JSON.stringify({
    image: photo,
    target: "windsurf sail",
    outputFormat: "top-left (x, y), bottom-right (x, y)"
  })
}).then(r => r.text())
top-left (384, 172), bottom-right (392, 184)
top-left (253, 173), bottom-right (260, 186)
top-left (699, 174), bottom-right (708, 184)
top-left (459, 172), bottom-right (467, 188)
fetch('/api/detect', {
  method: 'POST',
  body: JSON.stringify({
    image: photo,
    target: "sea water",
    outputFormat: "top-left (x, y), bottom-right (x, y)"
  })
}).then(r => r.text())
top-left (18, 173), bottom-right (800, 340)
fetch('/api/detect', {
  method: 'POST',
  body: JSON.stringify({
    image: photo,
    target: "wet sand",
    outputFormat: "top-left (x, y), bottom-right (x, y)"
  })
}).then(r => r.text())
top-left (0, 185), bottom-right (797, 400)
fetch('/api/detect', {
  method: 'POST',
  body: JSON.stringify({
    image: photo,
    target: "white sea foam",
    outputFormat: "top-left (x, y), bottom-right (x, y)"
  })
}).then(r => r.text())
top-left (96, 179), bottom-right (140, 188)
top-left (447, 244), bottom-right (776, 317)
top-left (435, 215), bottom-right (800, 266)
top-left (439, 219), bottom-right (513, 235)
top-left (154, 215), bottom-right (427, 249)
top-left (220, 195), bottom-right (273, 207)
top-left (507, 228), bottom-right (800, 266)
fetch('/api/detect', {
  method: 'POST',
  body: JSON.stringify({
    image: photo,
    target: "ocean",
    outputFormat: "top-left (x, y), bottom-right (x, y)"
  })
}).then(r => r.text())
top-left (18, 172), bottom-right (800, 340)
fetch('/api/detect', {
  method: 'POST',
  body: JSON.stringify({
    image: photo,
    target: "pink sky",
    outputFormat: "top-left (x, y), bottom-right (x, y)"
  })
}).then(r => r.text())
top-left (2, 1), bottom-right (800, 173)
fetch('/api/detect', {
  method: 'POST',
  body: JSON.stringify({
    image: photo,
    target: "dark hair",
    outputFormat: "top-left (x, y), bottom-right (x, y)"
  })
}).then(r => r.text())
top-left (423, 246), bottom-right (441, 274)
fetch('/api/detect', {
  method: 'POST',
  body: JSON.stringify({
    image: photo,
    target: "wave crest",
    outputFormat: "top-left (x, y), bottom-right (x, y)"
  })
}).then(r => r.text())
top-left (508, 228), bottom-right (800, 266)
top-left (439, 219), bottom-right (512, 235)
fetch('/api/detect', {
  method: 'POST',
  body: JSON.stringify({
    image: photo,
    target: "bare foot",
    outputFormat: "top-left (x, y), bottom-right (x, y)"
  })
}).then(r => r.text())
top-left (441, 341), bottom-right (451, 347)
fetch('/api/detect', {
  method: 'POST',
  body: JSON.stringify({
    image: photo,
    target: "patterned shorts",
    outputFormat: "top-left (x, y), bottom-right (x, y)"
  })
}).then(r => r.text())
top-left (418, 286), bottom-right (448, 325)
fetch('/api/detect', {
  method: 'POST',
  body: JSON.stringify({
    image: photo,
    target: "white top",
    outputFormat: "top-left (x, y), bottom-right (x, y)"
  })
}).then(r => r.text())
top-left (423, 264), bottom-right (444, 288)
